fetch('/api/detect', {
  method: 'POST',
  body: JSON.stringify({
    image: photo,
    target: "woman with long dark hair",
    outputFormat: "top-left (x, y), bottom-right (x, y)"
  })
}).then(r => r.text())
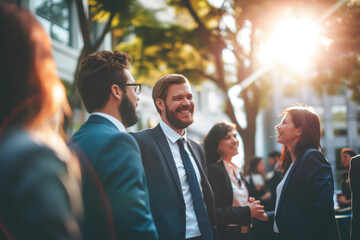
top-left (273, 106), bottom-right (340, 240)
top-left (0, 3), bottom-right (82, 239)
top-left (204, 122), bottom-right (266, 240)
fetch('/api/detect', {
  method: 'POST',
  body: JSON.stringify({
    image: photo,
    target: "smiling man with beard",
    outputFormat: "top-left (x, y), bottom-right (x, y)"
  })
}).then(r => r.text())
top-left (68, 51), bottom-right (157, 240)
top-left (132, 74), bottom-right (218, 240)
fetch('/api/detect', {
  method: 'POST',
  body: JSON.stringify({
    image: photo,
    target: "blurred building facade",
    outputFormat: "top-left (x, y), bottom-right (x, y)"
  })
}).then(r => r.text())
top-left (13, 0), bottom-right (111, 83)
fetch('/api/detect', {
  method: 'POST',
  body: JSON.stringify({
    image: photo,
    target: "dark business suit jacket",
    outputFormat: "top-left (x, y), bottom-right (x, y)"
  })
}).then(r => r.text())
top-left (207, 161), bottom-right (251, 239)
top-left (0, 129), bottom-right (82, 239)
top-left (132, 124), bottom-right (218, 240)
top-left (69, 115), bottom-right (157, 240)
top-left (350, 155), bottom-right (360, 240)
top-left (274, 149), bottom-right (340, 240)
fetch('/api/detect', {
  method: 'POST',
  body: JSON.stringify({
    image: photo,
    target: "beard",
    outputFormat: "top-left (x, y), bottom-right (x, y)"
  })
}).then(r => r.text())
top-left (164, 103), bottom-right (194, 130)
top-left (119, 93), bottom-right (138, 128)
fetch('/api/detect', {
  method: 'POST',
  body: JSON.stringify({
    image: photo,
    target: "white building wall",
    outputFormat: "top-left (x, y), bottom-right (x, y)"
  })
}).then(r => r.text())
top-left (22, 0), bottom-right (111, 83)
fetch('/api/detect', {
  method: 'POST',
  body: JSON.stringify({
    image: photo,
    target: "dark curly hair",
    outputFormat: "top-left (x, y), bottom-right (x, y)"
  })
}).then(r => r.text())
top-left (76, 51), bottom-right (131, 113)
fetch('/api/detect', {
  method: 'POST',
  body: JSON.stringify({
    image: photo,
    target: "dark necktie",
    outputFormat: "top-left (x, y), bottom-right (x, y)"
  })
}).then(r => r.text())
top-left (233, 170), bottom-right (242, 187)
top-left (177, 138), bottom-right (213, 240)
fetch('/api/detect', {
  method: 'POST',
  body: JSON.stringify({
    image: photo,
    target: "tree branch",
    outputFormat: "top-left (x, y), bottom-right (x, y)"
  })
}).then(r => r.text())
top-left (92, 12), bottom-right (116, 52)
top-left (181, 0), bottom-right (226, 50)
top-left (182, 0), bottom-right (211, 39)
top-left (75, 0), bottom-right (91, 49)
top-left (225, 96), bottom-right (245, 135)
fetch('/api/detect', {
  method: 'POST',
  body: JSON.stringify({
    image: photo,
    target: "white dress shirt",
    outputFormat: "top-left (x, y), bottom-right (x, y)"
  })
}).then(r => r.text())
top-left (160, 120), bottom-right (202, 239)
top-left (91, 112), bottom-right (126, 133)
top-left (274, 162), bottom-right (294, 233)
top-left (223, 160), bottom-right (249, 207)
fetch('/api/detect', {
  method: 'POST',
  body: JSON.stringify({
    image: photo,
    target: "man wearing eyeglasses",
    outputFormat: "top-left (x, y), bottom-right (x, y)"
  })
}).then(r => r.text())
top-left (68, 51), bottom-right (158, 240)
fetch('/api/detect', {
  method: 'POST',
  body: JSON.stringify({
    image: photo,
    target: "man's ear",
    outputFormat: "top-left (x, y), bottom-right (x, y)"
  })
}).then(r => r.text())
top-left (155, 98), bottom-right (165, 113)
top-left (110, 84), bottom-right (123, 102)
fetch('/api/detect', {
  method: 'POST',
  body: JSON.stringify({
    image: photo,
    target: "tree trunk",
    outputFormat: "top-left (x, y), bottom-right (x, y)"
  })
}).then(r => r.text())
top-left (242, 125), bottom-right (256, 175)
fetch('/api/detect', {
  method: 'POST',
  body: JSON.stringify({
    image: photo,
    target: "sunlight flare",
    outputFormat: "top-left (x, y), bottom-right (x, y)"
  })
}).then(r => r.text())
top-left (258, 18), bottom-right (320, 70)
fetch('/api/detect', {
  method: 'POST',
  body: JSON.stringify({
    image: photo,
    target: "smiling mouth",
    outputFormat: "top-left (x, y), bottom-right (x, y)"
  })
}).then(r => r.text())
top-left (177, 107), bottom-right (193, 114)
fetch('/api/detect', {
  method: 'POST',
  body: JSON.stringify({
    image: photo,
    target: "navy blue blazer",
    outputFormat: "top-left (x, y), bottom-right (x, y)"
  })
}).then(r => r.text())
top-left (350, 155), bottom-right (360, 240)
top-left (274, 149), bottom-right (340, 240)
top-left (69, 115), bottom-right (157, 240)
top-left (132, 124), bottom-right (218, 240)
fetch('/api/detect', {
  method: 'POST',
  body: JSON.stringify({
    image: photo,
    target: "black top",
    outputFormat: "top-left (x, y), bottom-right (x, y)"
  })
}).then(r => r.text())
top-left (207, 161), bottom-right (251, 240)
top-left (340, 171), bottom-right (351, 208)
top-left (350, 155), bottom-right (360, 240)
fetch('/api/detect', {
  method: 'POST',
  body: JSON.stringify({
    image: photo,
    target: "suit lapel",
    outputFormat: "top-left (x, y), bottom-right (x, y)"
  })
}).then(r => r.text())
top-left (187, 141), bottom-right (202, 169)
top-left (152, 125), bottom-right (183, 197)
top-left (277, 159), bottom-right (299, 212)
top-left (219, 161), bottom-right (233, 201)
top-left (277, 149), bottom-right (317, 213)
top-left (187, 140), bottom-right (217, 229)
top-left (187, 141), bottom-right (209, 189)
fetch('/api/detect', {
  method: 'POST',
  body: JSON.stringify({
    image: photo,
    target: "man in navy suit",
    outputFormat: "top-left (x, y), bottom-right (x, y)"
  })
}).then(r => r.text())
top-left (132, 74), bottom-right (217, 240)
top-left (69, 51), bottom-right (157, 240)
top-left (350, 155), bottom-right (360, 240)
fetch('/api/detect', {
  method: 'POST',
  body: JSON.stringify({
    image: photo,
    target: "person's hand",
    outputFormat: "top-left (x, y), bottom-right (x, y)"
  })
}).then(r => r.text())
top-left (256, 212), bottom-right (269, 222)
top-left (337, 195), bottom-right (351, 204)
top-left (261, 191), bottom-right (272, 201)
top-left (247, 200), bottom-right (265, 218)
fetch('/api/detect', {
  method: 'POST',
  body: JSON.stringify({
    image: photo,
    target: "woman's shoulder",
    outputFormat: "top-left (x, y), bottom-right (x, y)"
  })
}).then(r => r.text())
top-left (299, 148), bottom-right (331, 169)
top-left (207, 161), bottom-right (226, 174)
top-left (0, 129), bottom-right (66, 176)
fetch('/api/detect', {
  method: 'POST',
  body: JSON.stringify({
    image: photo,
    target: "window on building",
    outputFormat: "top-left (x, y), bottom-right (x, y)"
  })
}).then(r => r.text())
top-left (35, 0), bottom-right (71, 46)
top-left (332, 105), bottom-right (347, 137)
top-left (316, 106), bottom-right (325, 137)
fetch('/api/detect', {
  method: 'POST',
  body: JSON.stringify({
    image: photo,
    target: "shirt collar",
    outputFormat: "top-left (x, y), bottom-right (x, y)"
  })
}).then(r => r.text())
top-left (223, 159), bottom-right (241, 175)
top-left (159, 120), bottom-right (187, 144)
top-left (91, 112), bottom-right (126, 132)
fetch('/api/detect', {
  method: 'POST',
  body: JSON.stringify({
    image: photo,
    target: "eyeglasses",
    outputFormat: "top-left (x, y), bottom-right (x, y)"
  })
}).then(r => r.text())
top-left (119, 83), bottom-right (142, 95)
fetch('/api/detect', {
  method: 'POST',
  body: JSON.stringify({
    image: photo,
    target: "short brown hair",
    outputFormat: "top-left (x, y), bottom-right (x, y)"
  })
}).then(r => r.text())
top-left (152, 74), bottom-right (189, 114)
top-left (76, 51), bottom-right (131, 113)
